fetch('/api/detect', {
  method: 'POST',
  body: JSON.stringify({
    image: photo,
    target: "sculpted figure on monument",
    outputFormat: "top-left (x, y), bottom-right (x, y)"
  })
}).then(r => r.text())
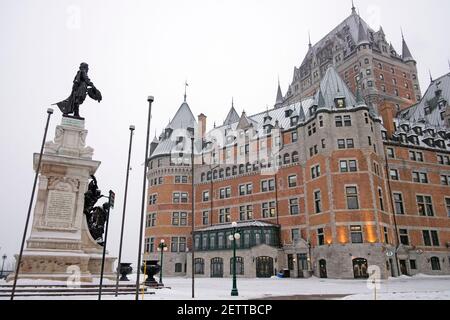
top-left (84, 175), bottom-right (108, 245)
top-left (55, 63), bottom-right (102, 119)
top-left (88, 203), bottom-right (110, 245)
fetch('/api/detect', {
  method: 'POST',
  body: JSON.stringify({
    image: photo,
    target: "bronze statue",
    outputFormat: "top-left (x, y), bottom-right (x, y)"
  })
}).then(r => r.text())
top-left (84, 175), bottom-right (109, 245)
top-left (55, 63), bottom-right (102, 119)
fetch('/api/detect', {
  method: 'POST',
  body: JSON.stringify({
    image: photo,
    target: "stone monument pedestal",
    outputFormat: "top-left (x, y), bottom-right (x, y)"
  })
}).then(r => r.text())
top-left (8, 116), bottom-right (116, 283)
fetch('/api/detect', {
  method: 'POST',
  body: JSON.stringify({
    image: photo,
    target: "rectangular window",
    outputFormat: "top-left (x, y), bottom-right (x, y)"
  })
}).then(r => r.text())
top-left (378, 188), bottom-right (384, 211)
top-left (340, 160), bottom-right (348, 173)
top-left (291, 131), bottom-right (298, 142)
top-left (288, 175), bottom-right (297, 188)
top-left (202, 211), bottom-right (209, 225)
top-left (261, 179), bottom-right (275, 192)
top-left (202, 191), bottom-right (209, 202)
top-left (350, 225), bottom-right (363, 243)
top-left (179, 237), bottom-right (186, 252)
top-left (390, 169), bottom-right (399, 180)
top-left (171, 237), bottom-right (179, 252)
top-left (291, 228), bottom-right (300, 242)
top-left (344, 115), bottom-right (352, 126)
top-left (417, 195), bottom-right (434, 216)
top-left (393, 193), bottom-right (405, 214)
top-left (338, 139), bottom-right (346, 149)
top-left (440, 175), bottom-right (449, 186)
top-left (262, 201), bottom-right (276, 218)
top-left (180, 212), bottom-right (187, 226)
top-left (346, 186), bottom-right (359, 210)
top-left (311, 165), bottom-right (321, 179)
top-left (437, 154), bottom-right (450, 165)
top-left (289, 198), bottom-right (299, 215)
top-left (387, 147), bottom-right (395, 159)
top-left (239, 205), bottom-right (253, 221)
top-left (314, 190), bottom-right (322, 213)
top-left (346, 139), bottom-right (354, 148)
top-left (399, 229), bottom-right (409, 245)
top-left (384, 227), bottom-right (389, 244)
top-left (148, 194), bottom-right (157, 205)
top-left (172, 212), bottom-right (179, 226)
top-left (219, 208), bottom-right (231, 223)
top-left (335, 116), bottom-right (343, 127)
top-left (317, 228), bottom-right (325, 246)
top-left (446, 198), bottom-right (450, 217)
top-left (413, 172), bottom-right (428, 184)
top-left (409, 151), bottom-right (424, 162)
top-left (410, 260), bottom-right (417, 270)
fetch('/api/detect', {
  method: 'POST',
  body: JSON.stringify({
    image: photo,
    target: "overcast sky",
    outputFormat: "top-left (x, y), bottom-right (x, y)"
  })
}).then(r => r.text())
top-left (0, 0), bottom-right (449, 269)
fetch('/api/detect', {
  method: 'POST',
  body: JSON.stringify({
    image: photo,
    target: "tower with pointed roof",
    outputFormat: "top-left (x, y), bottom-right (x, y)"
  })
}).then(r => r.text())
top-left (282, 3), bottom-right (422, 113)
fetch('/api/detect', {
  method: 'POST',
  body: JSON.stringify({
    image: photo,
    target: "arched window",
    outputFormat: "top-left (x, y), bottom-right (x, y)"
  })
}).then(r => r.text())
top-left (211, 257), bottom-right (224, 278)
top-left (232, 166), bottom-right (237, 175)
top-left (246, 163), bottom-right (252, 172)
top-left (219, 169), bottom-right (224, 178)
top-left (201, 172), bottom-right (205, 182)
top-left (292, 151), bottom-right (299, 163)
top-left (194, 258), bottom-right (204, 274)
top-left (226, 167), bottom-right (231, 177)
top-left (230, 257), bottom-right (244, 275)
top-left (239, 164), bottom-right (245, 174)
top-left (430, 257), bottom-right (441, 271)
top-left (213, 170), bottom-right (218, 179)
top-left (207, 171), bottom-right (212, 181)
top-left (284, 153), bottom-right (290, 165)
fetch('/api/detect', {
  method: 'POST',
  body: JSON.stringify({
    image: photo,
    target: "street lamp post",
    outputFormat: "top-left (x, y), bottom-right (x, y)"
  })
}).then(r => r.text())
top-left (1, 254), bottom-right (6, 278)
top-left (228, 222), bottom-right (240, 297)
top-left (157, 239), bottom-right (168, 286)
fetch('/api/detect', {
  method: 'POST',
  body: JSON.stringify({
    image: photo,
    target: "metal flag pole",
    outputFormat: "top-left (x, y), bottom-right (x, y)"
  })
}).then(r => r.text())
top-left (191, 137), bottom-right (195, 299)
top-left (10, 108), bottom-right (54, 300)
top-left (115, 125), bottom-right (135, 297)
top-left (98, 190), bottom-right (115, 300)
top-left (135, 96), bottom-right (154, 300)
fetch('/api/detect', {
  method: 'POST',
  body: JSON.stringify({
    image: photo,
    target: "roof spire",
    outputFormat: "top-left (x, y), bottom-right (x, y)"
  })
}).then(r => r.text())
top-left (351, 0), bottom-right (356, 14)
top-left (275, 77), bottom-right (283, 107)
top-left (184, 80), bottom-right (189, 102)
top-left (401, 29), bottom-right (415, 62)
top-left (308, 31), bottom-right (312, 48)
top-left (232, 96), bottom-right (234, 108)
top-left (357, 15), bottom-right (369, 46)
top-left (429, 69), bottom-right (433, 83)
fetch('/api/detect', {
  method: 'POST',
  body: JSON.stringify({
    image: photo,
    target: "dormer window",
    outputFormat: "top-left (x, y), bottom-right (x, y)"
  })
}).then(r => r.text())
top-left (290, 116), bottom-right (299, 127)
top-left (285, 110), bottom-right (293, 118)
top-left (309, 106), bottom-right (317, 115)
top-left (335, 98), bottom-right (346, 108)
top-left (413, 127), bottom-right (422, 135)
top-left (263, 125), bottom-right (272, 134)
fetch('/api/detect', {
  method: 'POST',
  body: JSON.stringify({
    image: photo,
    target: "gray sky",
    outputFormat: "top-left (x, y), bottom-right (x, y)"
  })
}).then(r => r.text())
top-left (1, 0), bottom-right (449, 268)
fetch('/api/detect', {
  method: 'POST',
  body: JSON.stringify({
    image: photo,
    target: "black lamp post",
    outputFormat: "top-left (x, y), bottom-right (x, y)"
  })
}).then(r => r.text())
top-left (11, 108), bottom-right (53, 300)
top-left (228, 222), bottom-right (240, 297)
top-left (1, 254), bottom-right (6, 278)
top-left (157, 239), bottom-right (168, 286)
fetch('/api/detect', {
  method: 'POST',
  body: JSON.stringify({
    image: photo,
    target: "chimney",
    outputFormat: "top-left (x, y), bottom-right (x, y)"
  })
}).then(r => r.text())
top-left (198, 113), bottom-right (207, 138)
top-left (378, 101), bottom-right (396, 138)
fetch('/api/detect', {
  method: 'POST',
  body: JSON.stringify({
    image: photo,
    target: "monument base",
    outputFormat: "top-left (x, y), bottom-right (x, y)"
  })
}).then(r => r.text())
top-left (6, 250), bottom-right (116, 283)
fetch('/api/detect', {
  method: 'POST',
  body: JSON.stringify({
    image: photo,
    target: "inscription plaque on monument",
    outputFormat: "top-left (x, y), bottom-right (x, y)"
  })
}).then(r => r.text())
top-left (45, 190), bottom-right (76, 228)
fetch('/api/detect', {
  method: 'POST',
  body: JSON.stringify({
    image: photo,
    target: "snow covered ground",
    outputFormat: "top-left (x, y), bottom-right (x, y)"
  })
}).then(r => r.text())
top-left (1, 274), bottom-right (450, 300)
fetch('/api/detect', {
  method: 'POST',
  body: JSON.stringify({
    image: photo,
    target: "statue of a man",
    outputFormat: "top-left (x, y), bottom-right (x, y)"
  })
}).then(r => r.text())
top-left (55, 63), bottom-right (102, 119)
